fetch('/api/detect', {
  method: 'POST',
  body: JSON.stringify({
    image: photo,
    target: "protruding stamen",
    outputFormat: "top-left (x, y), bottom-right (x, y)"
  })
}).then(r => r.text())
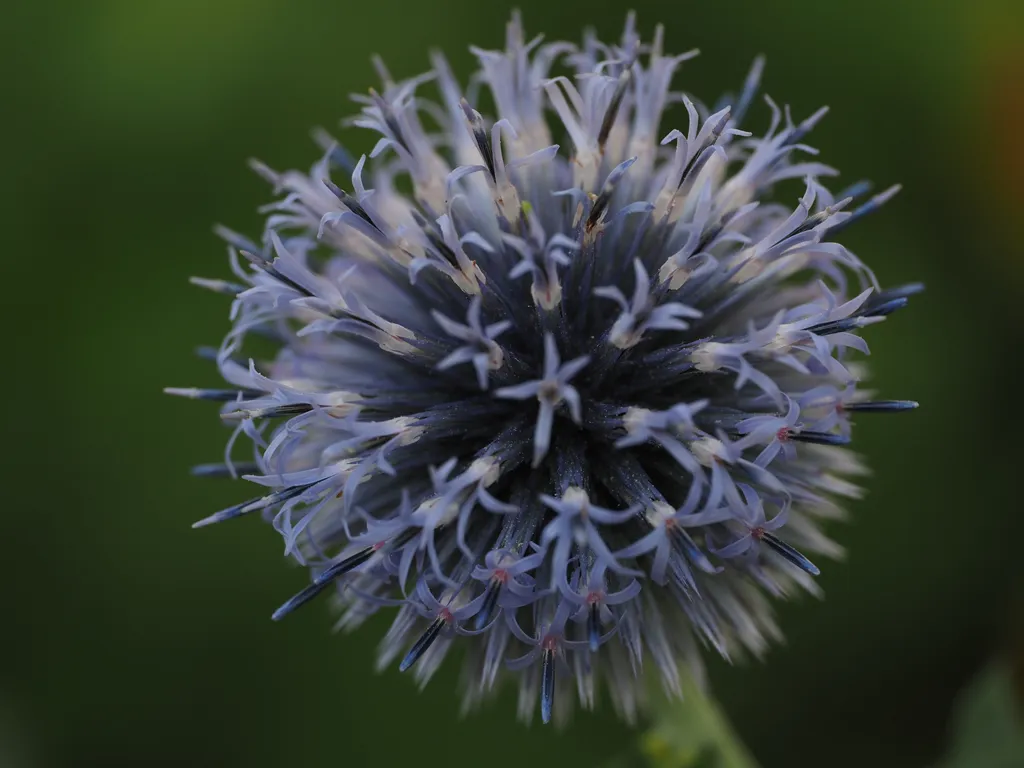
top-left (806, 315), bottom-right (883, 337)
top-left (189, 277), bottom-right (245, 295)
top-left (220, 404), bottom-right (314, 421)
top-left (164, 387), bottom-right (262, 401)
top-left (826, 184), bottom-right (902, 235)
top-left (239, 249), bottom-right (313, 298)
top-left (540, 646), bottom-right (556, 724)
top-left (834, 179), bottom-right (873, 201)
top-left (311, 128), bottom-right (357, 173)
top-left (761, 532), bottom-right (820, 576)
top-left (596, 63), bottom-right (632, 152)
top-left (369, 88), bottom-right (409, 152)
top-left (680, 107), bottom-right (731, 187)
top-left (587, 157), bottom-right (637, 233)
top-left (732, 55), bottom-right (765, 128)
top-left (313, 546), bottom-right (377, 585)
top-left (862, 284), bottom-right (924, 315)
top-left (192, 485), bottom-right (310, 528)
top-left (781, 105), bottom-right (829, 147)
top-left (861, 297), bottom-right (908, 318)
top-left (271, 579), bottom-right (336, 621)
top-left (193, 346), bottom-right (221, 362)
top-left (474, 581), bottom-right (502, 631)
top-left (190, 462), bottom-right (260, 478)
top-left (460, 99), bottom-right (496, 180)
top-left (273, 538), bottom-right (405, 621)
top-left (399, 616), bottom-right (446, 672)
top-left (843, 400), bottom-right (918, 412)
top-left (787, 431), bottom-right (850, 446)
top-left (322, 179), bottom-right (380, 232)
top-left (587, 602), bottom-right (601, 653)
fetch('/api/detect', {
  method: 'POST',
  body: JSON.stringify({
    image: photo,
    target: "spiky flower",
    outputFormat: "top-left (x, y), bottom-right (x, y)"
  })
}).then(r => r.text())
top-left (169, 13), bottom-right (919, 725)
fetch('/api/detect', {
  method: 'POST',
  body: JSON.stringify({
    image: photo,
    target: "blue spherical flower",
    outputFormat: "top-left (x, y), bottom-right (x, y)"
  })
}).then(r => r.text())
top-left (170, 13), bottom-right (919, 725)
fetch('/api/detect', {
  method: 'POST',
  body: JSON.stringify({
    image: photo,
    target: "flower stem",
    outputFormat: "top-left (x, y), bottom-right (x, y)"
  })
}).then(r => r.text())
top-left (638, 671), bottom-right (758, 768)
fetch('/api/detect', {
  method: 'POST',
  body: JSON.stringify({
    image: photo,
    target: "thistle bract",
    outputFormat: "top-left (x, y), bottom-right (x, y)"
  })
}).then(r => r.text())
top-left (171, 13), bottom-right (919, 724)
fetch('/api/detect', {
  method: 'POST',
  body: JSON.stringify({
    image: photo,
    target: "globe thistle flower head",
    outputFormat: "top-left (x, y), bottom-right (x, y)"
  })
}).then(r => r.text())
top-left (170, 12), bottom-right (920, 725)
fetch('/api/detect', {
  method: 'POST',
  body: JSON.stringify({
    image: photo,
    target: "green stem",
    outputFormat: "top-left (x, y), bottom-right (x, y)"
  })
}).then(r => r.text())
top-left (638, 671), bottom-right (758, 768)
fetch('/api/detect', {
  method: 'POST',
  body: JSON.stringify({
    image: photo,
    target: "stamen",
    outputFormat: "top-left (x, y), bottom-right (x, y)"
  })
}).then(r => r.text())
top-left (192, 484), bottom-right (311, 528)
top-left (597, 63), bottom-right (633, 151)
top-left (843, 400), bottom-right (918, 412)
top-left (399, 616), bottom-right (446, 672)
top-left (220, 404), bottom-right (314, 421)
top-left (369, 88), bottom-right (408, 152)
top-left (862, 283), bottom-right (924, 315)
top-left (788, 431), bottom-right (850, 446)
top-left (861, 297), bottom-right (908, 318)
top-left (190, 462), bottom-right (260, 478)
top-left (761, 532), bottom-right (820, 576)
top-left (474, 581), bottom-right (502, 630)
top-left (189, 277), bottom-right (245, 296)
top-left (164, 387), bottom-right (262, 401)
top-left (270, 578), bottom-right (338, 621)
top-left (587, 602), bottom-right (601, 653)
top-left (460, 100), bottom-right (496, 180)
top-left (322, 179), bottom-right (380, 231)
top-left (312, 546), bottom-right (377, 585)
top-left (806, 315), bottom-right (880, 336)
top-left (587, 157), bottom-right (636, 232)
top-left (826, 184), bottom-right (902, 235)
top-left (679, 107), bottom-right (731, 188)
top-left (273, 534), bottom-right (415, 621)
top-left (239, 249), bottom-right (314, 298)
top-left (541, 645), bottom-right (556, 724)
top-left (193, 346), bottom-right (221, 362)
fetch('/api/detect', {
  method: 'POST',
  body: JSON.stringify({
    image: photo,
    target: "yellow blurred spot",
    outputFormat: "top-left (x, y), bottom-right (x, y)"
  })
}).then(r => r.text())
top-left (641, 732), bottom-right (673, 762)
top-left (641, 731), bottom-right (706, 767)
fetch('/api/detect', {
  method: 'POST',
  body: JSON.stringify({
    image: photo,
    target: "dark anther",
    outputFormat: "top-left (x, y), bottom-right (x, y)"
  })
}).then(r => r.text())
top-left (761, 532), bottom-right (820, 576)
top-left (843, 400), bottom-right (918, 412)
top-left (399, 617), bottom-right (446, 672)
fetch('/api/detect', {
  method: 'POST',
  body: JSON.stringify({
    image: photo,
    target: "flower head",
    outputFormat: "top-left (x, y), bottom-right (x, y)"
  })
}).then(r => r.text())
top-left (170, 13), bottom-right (919, 725)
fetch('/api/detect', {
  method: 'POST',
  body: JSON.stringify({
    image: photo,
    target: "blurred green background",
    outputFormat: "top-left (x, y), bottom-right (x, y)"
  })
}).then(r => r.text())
top-left (3, 0), bottom-right (1022, 766)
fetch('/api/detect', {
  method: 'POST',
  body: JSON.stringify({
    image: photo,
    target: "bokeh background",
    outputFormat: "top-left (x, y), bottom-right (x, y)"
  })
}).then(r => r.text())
top-left (3, 1), bottom-right (1023, 766)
